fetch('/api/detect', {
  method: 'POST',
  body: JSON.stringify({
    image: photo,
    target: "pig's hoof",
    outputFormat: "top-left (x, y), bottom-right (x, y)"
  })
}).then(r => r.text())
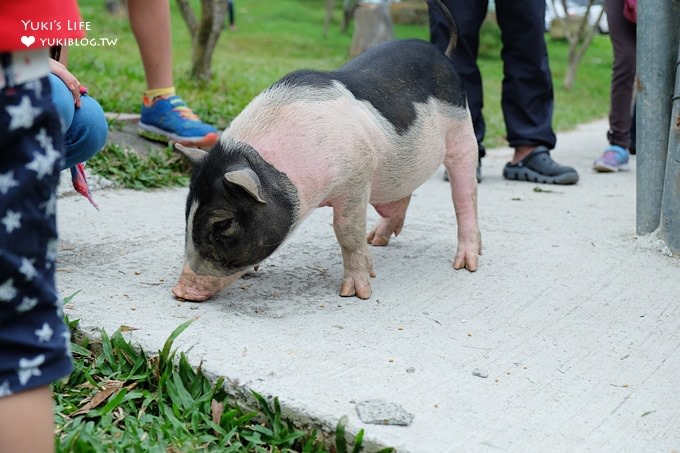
top-left (367, 231), bottom-right (391, 247)
top-left (367, 217), bottom-right (403, 247)
top-left (453, 252), bottom-right (479, 272)
top-left (339, 276), bottom-right (373, 299)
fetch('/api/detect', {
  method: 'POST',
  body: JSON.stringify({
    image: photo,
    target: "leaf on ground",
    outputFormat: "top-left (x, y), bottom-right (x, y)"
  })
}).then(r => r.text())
top-left (71, 380), bottom-right (124, 416)
top-left (76, 381), bottom-right (96, 391)
top-left (211, 399), bottom-right (224, 426)
top-left (533, 186), bottom-right (560, 193)
top-left (63, 290), bottom-right (82, 304)
top-left (119, 325), bottom-right (139, 332)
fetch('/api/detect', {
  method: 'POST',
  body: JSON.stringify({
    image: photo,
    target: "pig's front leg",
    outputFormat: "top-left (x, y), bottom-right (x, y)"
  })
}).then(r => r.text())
top-left (332, 197), bottom-right (376, 299)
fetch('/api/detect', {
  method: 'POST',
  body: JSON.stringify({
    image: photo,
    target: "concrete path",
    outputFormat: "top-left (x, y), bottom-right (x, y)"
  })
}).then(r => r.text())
top-left (56, 119), bottom-right (680, 452)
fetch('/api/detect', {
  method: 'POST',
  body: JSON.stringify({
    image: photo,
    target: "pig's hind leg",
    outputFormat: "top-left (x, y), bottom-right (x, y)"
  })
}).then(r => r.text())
top-left (367, 195), bottom-right (412, 246)
top-left (443, 117), bottom-right (482, 271)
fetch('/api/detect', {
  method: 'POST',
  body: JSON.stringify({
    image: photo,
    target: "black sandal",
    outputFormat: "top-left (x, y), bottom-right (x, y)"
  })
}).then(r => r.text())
top-left (503, 146), bottom-right (579, 185)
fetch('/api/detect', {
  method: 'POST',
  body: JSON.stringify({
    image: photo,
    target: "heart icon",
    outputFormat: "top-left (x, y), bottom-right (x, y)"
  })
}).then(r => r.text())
top-left (21, 36), bottom-right (36, 47)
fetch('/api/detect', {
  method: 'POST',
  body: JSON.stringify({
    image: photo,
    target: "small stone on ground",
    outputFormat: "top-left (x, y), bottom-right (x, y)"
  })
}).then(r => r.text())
top-left (472, 368), bottom-right (489, 378)
top-left (355, 399), bottom-right (414, 426)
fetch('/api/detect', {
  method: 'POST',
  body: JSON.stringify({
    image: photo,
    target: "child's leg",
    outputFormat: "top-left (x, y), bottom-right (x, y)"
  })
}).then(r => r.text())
top-left (48, 73), bottom-right (108, 169)
top-left (0, 64), bottom-right (73, 452)
top-left (0, 386), bottom-right (55, 453)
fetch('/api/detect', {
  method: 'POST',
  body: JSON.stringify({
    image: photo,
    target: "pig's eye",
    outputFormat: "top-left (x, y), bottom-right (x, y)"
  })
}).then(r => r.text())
top-left (213, 219), bottom-right (235, 238)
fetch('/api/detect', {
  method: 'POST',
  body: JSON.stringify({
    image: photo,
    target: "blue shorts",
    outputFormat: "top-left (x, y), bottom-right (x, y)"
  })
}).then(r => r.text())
top-left (0, 71), bottom-right (73, 397)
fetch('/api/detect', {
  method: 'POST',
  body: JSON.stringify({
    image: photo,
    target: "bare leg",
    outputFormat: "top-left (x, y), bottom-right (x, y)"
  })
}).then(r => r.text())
top-left (511, 144), bottom-right (534, 164)
top-left (128, 0), bottom-right (218, 147)
top-left (0, 386), bottom-right (56, 453)
top-left (367, 195), bottom-right (411, 246)
top-left (127, 0), bottom-right (173, 90)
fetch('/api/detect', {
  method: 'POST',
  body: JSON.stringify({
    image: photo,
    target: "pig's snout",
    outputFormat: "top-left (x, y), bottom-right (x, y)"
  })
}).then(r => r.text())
top-left (172, 264), bottom-right (243, 302)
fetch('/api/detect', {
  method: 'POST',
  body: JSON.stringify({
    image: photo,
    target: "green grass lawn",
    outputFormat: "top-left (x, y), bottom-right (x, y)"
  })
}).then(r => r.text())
top-left (70, 0), bottom-right (612, 149)
top-left (56, 309), bottom-right (391, 452)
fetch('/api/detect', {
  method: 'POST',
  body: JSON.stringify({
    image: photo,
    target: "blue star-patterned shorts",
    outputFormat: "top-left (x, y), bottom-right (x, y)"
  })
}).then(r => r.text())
top-left (0, 71), bottom-right (73, 398)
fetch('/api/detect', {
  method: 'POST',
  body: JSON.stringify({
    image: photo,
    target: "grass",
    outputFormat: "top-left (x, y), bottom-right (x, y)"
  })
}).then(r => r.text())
top-left (87, 143), bottom-right (190, 189)
top-left (55, 308), bottom-right (394, 452)
top-left (70, 0), bottom-right (612, 188)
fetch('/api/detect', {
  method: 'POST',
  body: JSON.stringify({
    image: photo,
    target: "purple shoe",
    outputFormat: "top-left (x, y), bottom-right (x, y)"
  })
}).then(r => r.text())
top-left (593, 145), bottom-right (630, 173)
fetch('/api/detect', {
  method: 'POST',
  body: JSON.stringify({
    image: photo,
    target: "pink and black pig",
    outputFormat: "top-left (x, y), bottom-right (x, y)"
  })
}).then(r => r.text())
top-left (172, 0), bottom-right (481, 302)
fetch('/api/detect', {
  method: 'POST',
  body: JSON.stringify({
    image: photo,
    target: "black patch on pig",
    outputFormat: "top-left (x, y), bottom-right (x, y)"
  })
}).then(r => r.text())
top-left (185, 140), bottom-right (299, 275)
top-left (274, 39), bottom-right (466, 135)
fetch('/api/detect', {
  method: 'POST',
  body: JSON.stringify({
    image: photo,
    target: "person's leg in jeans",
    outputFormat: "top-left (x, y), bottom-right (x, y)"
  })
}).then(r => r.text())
top-left (48, 73), bottom-right (108, 169)
top-left (496, 0), bottom-right (579, 184)
top-left (431, 0), bottom-right (578, 184)
top-left (227, 0), bottom-right (236, 31)
top-left (495, 0), bottom-right (555, 152)
top-left (594, 0), bottom-right (636, 172)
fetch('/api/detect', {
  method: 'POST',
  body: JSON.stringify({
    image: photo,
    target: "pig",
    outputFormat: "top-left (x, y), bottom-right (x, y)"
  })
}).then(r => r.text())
top-left (172, 0), bottom-right (481, 302)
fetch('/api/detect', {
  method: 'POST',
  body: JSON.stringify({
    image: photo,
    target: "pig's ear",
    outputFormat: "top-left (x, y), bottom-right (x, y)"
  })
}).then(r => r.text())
top-left (224, 169), bottom-right (267, 204)
top-left (174, 143), bottom-right (208, 165)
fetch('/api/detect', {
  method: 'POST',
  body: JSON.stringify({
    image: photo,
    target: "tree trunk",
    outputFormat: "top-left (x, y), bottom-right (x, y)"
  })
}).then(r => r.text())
top-left (176, 0), bottom-right (227, 81)
top-left (554, 0), bottom-right (602, 89)
top-left (322, 0), bottom-right (360, 35)
top-left (105, 0), bottom-right (126, 16)
top-left (563, 12), bottom-right (600, 89)
top-left (349, 2), bottom-right (393, 58)
top-left (324, 0), bottom-right (335, 37)
top-left (341, 0), bottom-right (360, 33)
top-left (176, 0), bottom-right (199, 34)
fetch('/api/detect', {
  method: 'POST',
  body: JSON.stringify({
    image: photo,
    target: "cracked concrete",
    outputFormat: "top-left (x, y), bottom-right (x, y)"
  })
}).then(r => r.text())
top-left (56, 119), bottom-right (680, 452)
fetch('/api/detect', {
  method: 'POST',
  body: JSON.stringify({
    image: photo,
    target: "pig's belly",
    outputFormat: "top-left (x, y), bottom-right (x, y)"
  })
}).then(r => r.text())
top-left (368, 143), bottom-right (445, 205)
top-left (365, 100), bottom-right (458, 205)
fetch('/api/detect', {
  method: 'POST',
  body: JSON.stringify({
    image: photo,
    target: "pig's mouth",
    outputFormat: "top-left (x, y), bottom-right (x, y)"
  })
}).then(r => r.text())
top-left (172, 264), bottom-right (246, 302)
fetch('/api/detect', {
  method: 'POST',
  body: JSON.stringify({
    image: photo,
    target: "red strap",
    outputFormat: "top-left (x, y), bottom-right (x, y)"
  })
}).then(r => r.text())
top-left (70, 163), bottom-right (99, 209)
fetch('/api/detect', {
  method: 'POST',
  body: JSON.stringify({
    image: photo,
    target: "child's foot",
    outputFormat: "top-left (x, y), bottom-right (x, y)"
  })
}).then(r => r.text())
top-left (138, 95), bottom-right (219, 148)
top-left (593, 145), bottom-right (630, 172)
